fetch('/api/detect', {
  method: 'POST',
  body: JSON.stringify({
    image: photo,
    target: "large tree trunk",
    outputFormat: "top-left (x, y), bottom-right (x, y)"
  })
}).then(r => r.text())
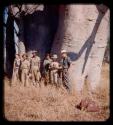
top-left (6, 4), bottom-right (109, 93)
top-left (51, 4), bottom-right (110, 93)
top-left (6, 13), bottom-right (16, 78)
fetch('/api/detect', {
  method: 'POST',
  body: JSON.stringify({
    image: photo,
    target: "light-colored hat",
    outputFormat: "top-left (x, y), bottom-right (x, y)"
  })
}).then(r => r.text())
top-left (61, 49), bottom-right (67, 53)
top-left (52, 54), bottom-right (58, 59)
top-left (32, 50), bottom-right (37, 54)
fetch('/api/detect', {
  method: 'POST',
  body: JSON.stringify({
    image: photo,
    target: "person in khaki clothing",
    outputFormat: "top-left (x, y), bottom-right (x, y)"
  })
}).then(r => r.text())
top-left (12, 54), bottom-right (21, 86)
top-left (49, 54), bottom-right (60, 87)
top-left (20, 53), bottom-right (30, 87)
top-left (30, 51), bottom-right (41, 86)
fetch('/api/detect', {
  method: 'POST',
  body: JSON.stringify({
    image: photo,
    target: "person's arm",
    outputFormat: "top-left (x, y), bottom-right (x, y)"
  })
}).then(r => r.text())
top-left (13, 60), bottom-right (16, 72)
top-left (60, 59), bottom-right (63, 67)
top-left (38, 58), bottom-right (41, 69)
top-left (20, 60), bottom-right (23, 70)
top-left (67, 57), bottom-right (71, 68)
top-left (56, 63), bottom-right (60, 69)
top-left (49, 63), bottom-right (52, 69)
top-left (43, 60), bottom-right (46, 67)
top-left (18, 59), bottom-right (21, 70)
top-left (68, 57), bottom-right (71, 63)
top-left (58, 64), bottom-right (62, 69)
top-left (27, 61), bottom-right (31, 74)
top-left (29, 59), bottom-right (32, 72)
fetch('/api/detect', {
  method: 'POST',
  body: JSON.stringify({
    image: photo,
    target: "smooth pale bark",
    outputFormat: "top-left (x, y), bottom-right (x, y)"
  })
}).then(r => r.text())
top-left (87, 8), bottom-right (110, 91)
top-left (9, 6), bottom-right (26, 54)
top-left (8, 4), bottom-right (109, 92)
top-left (51, 5), bottom-right (109, 93)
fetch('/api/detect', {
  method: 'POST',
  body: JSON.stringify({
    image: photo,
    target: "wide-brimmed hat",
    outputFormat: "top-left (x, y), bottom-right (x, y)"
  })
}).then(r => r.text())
top-left (61, 49), bottom-right (67, 53)
top-left (52, 54), bottom-right (58, 59)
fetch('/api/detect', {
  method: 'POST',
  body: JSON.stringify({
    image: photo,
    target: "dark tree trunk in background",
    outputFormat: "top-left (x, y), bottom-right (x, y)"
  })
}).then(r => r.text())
top-left (23, 5), bottom-right (59, 59)
top-left (6, 13), bottom-right (15, 78)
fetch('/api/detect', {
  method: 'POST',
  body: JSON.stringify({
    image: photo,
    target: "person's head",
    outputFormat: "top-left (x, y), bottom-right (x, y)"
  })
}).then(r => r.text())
top-left (22, 53), bottom-right (27, 60)
top-left (52, 54), bottom-right (58, 61)
top-left (32, 51), bottom-right (37, 57)
top-left (46, 53), bottom-right (51, 59)
top-left (15, 54), bottom-right (20, 59)
top-left (61, 50), bottom-right (67, 58)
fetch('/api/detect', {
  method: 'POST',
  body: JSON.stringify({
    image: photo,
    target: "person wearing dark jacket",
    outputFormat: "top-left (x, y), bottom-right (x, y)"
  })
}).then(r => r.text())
top-left (60, 50), bottom-right (71, 91)
top-left (43, 54), bottom-right (52, 85)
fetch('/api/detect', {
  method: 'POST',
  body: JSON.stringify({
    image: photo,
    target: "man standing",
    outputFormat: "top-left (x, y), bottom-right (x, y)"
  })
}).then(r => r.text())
top-left (12, 54), bottom-right (21, 86)
top-left (20, 53), bottom-right (30, 87)
top-left (60, 50), bottom-right (71, 92)
top-left (43, 53), bottom-right (52, 85)
top-left (49, 54), bottom-right (60, 87)
top-left (30, 51), bottom-right (41, 86)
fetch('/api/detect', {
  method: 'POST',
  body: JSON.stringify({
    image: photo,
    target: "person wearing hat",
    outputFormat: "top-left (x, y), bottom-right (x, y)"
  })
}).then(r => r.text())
top-left (60, 49), bottom-right (71, 91)
top-left (12, 54), bottom-right (21, 86)
top-left (49, 54), bottom-right (60, 86)
top-left (43, 53), bottom-right (52, 85)
top-left (20, 53), bottom-right (30, 87)
top-left (30, 51), bottom-right (41, 86)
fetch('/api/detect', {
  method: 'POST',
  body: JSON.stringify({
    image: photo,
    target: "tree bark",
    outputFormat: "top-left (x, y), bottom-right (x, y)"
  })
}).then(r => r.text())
top-left (51, 5), bottom-right (110, 93)
top-left (6, 4), bottom-right (110, 93)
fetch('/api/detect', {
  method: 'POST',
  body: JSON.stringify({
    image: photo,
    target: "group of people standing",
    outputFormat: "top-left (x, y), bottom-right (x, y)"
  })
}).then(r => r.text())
top-left (12, 49), bottom-right (71, 91)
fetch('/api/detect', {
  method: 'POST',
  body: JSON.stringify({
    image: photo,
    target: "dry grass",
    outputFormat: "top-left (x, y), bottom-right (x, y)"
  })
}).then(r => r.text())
top-left (4, 63), bottom-right (110, 121)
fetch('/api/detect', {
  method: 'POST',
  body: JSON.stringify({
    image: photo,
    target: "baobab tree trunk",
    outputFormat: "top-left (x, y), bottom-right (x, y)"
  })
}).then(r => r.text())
top-left (86, 5), bottom-right (110, 92)
top-left (51, 4), bottom-right (110, 93)
top-left (6, 13), bottom-right (16, 78)
top-left (17, 17), bottom-right (26, 54)
top-left (8, 5), bottom-right (26, 54)
top-left (6, 4), bottom-right (109, 93)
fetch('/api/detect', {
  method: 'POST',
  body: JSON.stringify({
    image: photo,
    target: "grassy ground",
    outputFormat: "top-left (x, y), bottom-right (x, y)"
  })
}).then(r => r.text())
top-left (4, 63), bottom-right (110, 121)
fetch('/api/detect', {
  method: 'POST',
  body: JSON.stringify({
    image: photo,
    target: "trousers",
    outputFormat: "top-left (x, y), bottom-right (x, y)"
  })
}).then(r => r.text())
top-left (50, 70), bottom-right (58, 85)
top-left (21, 69), bottom-right (29, 86)
top-left (62, 68), bottom-right (71, 91)
top-left (12, 68), bottom-right (19, 85)
top-left (31, 67), bottom-right (41, 84)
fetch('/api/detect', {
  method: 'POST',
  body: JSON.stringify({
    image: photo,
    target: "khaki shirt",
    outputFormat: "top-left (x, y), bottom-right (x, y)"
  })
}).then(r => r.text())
top-left (14, 58), bottom-right (21, 68)
top-left (50, 61), bottom-right (59, 70)
top-left (31, 56), bottom-right (40, 69)
top-left (43, 59), bottom-right (52, 67)
top-left (21, 59), bottom-right (30, 70)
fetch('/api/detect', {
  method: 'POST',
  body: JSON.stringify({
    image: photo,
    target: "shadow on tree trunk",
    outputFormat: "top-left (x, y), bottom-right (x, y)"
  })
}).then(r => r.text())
top-left (68, 5), bottom-right (108, 74)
